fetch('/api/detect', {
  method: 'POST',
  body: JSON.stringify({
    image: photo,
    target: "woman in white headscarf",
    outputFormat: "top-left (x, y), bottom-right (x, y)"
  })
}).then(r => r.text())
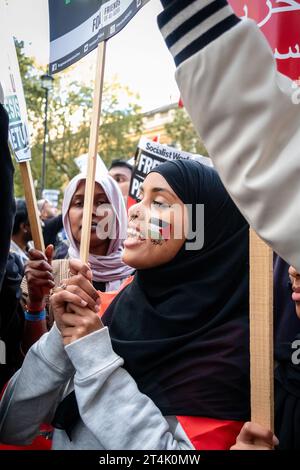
top-left (22, 173), bottom-right (133, 331)
top-left (61, 173), bottom-right (133, 291)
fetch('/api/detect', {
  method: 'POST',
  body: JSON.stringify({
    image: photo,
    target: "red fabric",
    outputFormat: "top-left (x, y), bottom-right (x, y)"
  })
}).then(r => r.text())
top-left (229, 0), bottom-right (300, 80)
top-left (0, 383), bottom-right (7, 401)
top-left (0, 418), bottom-right (243, 451)
top-left (127, 195), bottom-right (137, 212)
top-left (0, 425), bottom-right (52, 451)
top-left (1, 371), bottom-right (52, 450)
top-left (177, 415), bottom-right (244, 450)
top-left (98, 276), bottom-right (134, 318)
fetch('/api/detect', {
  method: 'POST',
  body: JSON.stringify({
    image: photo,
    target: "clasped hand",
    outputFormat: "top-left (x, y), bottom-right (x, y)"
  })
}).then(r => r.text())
top-left (51, 259), bottom-right (103, 345)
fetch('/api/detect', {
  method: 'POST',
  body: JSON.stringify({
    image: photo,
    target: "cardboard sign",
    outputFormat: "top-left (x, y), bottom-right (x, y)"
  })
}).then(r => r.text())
top-left (49, 0), bottom-right (149, 74)
top-left (0, 0), bottom-right (31, 162)
top-left (128, 137), bottom-right (213, 208)
top-left (74, 152), bottom-right (108, 177)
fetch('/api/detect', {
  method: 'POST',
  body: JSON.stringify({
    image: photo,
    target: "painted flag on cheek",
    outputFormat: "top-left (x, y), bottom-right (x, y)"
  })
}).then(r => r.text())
top-left (148, 218), bottom-right (171, 241)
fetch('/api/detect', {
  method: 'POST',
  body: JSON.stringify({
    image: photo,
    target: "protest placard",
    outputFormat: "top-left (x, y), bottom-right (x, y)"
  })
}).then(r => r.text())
top-left (128, 137), bottom-right (213, 208)
top-left (49, 0), bottom-right (149, 74)
top-left (0, 1), bottom-right (31, 163)
top-left (46, 1), bottom-right (149, 261)
top-left (0, 0), bottom-right (44, 251)
top-left (75, 152), bottom-right (108, 177)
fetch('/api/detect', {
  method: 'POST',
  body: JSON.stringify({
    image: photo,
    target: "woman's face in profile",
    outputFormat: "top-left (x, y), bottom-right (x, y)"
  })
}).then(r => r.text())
top-left (123, 172), bottom-right (187, 270)
top-left (289, 265), bottom-right (300, 318)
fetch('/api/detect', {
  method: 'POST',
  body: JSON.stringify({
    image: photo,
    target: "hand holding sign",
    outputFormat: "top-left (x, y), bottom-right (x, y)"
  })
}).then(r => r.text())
top-left (25, 245), bottom-right (55, 311)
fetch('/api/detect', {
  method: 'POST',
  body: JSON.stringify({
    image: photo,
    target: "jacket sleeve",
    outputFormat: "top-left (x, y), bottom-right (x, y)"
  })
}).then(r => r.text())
top-left (65, 327), bottom-right (194, 450)
top-left (0, 324), bottom-right (74, 445)
top-left (158, 0), bottom-right (300, 271)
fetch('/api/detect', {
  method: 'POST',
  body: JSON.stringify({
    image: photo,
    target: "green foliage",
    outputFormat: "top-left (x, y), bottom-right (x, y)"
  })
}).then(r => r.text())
top-left (165, 107), bottom-right (208, 156)
top-left (14, 40), bottom-right (45, 197)
top-left (14, 42), bottom-right (142, 198)
top-left (100, 81), bottom-right (142, 164)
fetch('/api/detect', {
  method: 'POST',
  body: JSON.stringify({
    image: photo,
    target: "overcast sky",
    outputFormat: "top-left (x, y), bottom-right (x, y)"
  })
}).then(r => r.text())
top-left (6, 0), bottom-right (179, 111)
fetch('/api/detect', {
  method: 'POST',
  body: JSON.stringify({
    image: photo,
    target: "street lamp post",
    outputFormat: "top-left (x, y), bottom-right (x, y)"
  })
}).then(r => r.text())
top-left (40, 73), bottom-right (54, 198)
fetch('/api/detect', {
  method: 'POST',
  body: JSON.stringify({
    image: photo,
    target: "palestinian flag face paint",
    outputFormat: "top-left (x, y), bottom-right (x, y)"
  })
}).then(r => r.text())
top-left (148, 217), bottom-right (171, 241)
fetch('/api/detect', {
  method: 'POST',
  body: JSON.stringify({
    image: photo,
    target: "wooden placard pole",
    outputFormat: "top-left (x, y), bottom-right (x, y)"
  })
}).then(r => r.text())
top-left (250, 228), bottom-right (274, 431)
top-left (19, 160), bottom-right (45, 252)
top-left (80, 41), bottom-right (107, 263)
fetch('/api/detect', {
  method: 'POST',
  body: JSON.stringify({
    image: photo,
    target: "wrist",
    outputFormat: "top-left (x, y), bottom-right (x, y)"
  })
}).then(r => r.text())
top-left (24, 308), bottom-right (47, 322)
top-left (27, 299), bottom-right (46, 312)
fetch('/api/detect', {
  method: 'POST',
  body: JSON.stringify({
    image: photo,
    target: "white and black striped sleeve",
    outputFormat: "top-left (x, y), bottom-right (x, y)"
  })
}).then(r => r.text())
top-left (158, 0), bottom-right (240, 67)
top-left (157, 0), bottom-right (300, 272)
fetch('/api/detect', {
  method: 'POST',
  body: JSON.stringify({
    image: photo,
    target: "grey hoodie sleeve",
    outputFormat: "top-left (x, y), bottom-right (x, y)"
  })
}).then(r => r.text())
top-left (0, 324), bottom-right (74, 445)
top-left (158, 0), bottom-right (300, 271)
top-left (65, 327), bottom-right (194, 450)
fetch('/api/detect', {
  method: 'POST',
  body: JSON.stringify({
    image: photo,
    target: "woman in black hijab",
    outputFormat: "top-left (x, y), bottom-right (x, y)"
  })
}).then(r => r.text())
top-left (103, 160), bottom-right (250, 423)
top-left (55, 159), bottom-right (251, 448)
top-left (1, 160), bottom-right (252, 450)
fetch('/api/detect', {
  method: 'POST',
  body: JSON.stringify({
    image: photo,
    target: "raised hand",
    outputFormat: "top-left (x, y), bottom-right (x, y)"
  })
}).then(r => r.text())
top-left (60, 259), bottom-right (100, 312)
top-left (230, 422), bottom-right (279, 450)
top-left (59, 302), bottom-right (103, 345)
top-left (50, 259), bottom-right (102, 344)
top-left (51, 288), bottom-right (102, 345)
top-left (25, 244), bottom-right (55, 310)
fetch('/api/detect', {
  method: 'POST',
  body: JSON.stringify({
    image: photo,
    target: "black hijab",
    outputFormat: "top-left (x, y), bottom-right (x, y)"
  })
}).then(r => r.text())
top-left (273, 256), bottom-right (300, 448)
top-left (274, 254), bottom-right (300, 358)
top-left (53, 160), bottom-right (250, 438)
top-left (102, 160), bottom-right (250, 420)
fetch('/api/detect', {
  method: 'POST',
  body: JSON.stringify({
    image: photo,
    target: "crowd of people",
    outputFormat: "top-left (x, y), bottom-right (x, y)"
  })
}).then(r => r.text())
top-left (0, 0), bottom-right (300, 451)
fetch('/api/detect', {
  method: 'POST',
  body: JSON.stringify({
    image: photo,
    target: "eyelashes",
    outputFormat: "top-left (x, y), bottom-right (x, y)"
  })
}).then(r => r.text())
top-left (72, 200), bottom-right (107, 207)
top-left (135, 197), bottom-right (170, 209)
top-left (152, 201), bottom-right (164, 208)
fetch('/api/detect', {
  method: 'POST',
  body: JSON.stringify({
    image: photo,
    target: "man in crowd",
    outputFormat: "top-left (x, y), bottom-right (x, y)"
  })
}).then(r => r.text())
top-left (10, 199), bottom-right (31, 267)
top-left (109, 159), bottom-right (133, 204)
top-left (37, 199), bottom-right (57, 221)
top-left (0, 82), bottom-right (22, 389)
